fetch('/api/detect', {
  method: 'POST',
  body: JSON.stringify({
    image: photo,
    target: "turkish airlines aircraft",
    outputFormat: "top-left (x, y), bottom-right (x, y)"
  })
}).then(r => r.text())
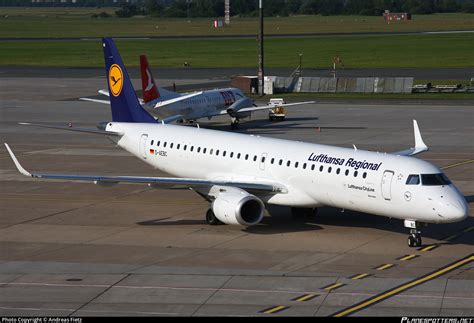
top-left (6, 38), bottom-right (468, 248)
top-left (81, 54), bottom-right (314, 128)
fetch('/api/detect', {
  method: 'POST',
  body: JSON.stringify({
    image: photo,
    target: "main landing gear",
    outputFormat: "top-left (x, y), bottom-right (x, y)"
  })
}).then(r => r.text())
top-left (405, 220), bottom-right (422, 248)
top-left (206, 208), bottom-right (223, 225)
top-left (230, 117), bottom-right (240, 130)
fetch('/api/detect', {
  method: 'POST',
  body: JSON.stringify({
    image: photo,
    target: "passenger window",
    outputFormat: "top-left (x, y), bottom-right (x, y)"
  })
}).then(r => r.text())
top-left (253, 155), bottom-right (257, 162)
top-left (237, 153), bottom-right (241, 159)
top-left (279, 159), bottom-right (283, 165)
top-left (319, 166), bottom-right (324, 172)
top-left (216, 150), bottom-right (219, 156)
top-left (345, 169), bottom-right (349, 176)
top-left (164, 142), bottom-right (167, 148)
top-left (203, 148), bottom-right (207, 154)
top-left (230, 152), bottom-right (234, 158)
top-left (197, 147), bottom-right (201, 153)
top-left (223, 151), bottom-right (226, 157)
top-left (210, 149), bottom-right (213, 155)
top-left (295, 162), bottom-right (299, 168)
top-left (151, 140), bottom-right (154, 145)
top-left (336, 168), bottom-right (340, 174)
top-left (245, 154), bottom-right (249, 160)
top-left (177, 144), bottom-right (180, 150)
top-left (406, 174), bottom-right (420, 185)
top-left (328, 167), bottom-right (332, 173)
top-left (271, 158), bottom-right (274, 164)
top-left (170, 143), bottom-right (173, 149)
top-left (287, 161), bottom-right (291, 167)
top-left (184, 145), bottom-right (187, 151)
top-left (363, 172), bottom-right (367, 179)
top-left (261, 156), bottom-right (266, 163)
top-left (354, 171), bottom-right (358, 177)
top-left (311, 165), bottom-right (315, 171)
top-left (190, 146), bottom-right (194, 152)
top-left (157, 141), bottom-right (160, 147)
top-left (303, 163), bottom-right (306, 169)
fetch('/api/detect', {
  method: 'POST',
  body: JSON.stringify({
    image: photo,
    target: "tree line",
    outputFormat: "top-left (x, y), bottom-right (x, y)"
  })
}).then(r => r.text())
top-left (2, 0), bottom-right (473, 16)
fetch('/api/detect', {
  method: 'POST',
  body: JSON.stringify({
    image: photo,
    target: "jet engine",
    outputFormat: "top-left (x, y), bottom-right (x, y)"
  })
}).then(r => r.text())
top-left (211, 191), bottom-right (264, 226)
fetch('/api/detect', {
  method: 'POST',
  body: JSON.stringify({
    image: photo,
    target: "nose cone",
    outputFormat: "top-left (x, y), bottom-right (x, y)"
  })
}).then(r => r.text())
top-left (445, 194), bottom-right (469, 222)
top-left (432, 187), bottom-right (469, 223)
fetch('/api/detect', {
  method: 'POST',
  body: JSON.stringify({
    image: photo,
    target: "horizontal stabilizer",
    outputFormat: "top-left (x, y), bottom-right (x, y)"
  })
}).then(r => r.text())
top-left (79, 97), bottom-right (110, 104)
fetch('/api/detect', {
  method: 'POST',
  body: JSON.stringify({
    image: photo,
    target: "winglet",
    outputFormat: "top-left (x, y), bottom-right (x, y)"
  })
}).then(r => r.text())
top-left (4, 143), bottom-right (32, 177)
top-left (392, 120), bottom-right (429, 157)
top-left (413, 120), bottom-right (428, 153)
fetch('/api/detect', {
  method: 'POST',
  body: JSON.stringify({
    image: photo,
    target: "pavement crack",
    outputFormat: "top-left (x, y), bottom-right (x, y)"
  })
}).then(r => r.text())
top-left (190, 275), bottom-right (233, 317)
top-left (68, 273), bottom-right (131, 317)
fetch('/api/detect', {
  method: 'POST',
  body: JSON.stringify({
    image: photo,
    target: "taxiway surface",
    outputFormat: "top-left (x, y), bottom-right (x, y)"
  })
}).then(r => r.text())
top-left (0, 76), bottom-right (473, 317)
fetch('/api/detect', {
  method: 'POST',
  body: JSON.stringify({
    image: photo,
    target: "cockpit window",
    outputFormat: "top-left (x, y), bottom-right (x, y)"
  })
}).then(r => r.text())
top-left (421, 173), bottom-right (451, 186)
top-left (406, 174), bottom-right (420, 185)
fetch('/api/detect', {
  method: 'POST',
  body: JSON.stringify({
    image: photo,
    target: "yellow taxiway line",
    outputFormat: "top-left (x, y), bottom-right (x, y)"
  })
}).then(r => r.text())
top-left (332, 253), bottom-right (474, 317)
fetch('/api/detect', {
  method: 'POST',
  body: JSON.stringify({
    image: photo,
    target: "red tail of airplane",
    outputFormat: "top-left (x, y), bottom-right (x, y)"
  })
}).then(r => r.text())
top-left (140, 55), bottom-right (160, 103)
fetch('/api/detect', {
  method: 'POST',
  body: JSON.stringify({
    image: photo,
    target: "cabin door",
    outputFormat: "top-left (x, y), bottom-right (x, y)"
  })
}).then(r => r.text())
top-left (140, 134), bottom-right (148, 160)
top-left (381, 170), bottom-right (394, 200)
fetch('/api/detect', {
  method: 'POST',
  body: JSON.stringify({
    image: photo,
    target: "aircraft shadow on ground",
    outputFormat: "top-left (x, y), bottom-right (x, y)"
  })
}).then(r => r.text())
top-left (137, 205), bottom-right (473, 246)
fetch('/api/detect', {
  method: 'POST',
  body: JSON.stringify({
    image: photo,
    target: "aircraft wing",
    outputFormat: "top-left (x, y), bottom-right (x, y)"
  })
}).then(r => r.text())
top-left (212, 100), bottom-right (316, 116)
top-left (392, 120), bottom-right (429, 157)
top-left (152, 91), bottom-right (203, 108)
top-left (236, 101), bottom-right (316, 113)
top-left (18, 123), bottom-right (123, 136)
top-left (5, 143), bottom-right (286, 194)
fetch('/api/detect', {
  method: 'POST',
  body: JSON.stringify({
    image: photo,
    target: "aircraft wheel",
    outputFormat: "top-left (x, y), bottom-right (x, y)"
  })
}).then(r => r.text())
top-left (206, 208), bottom-right (223, 225)
top-left (407, 235), bottom-right (416, 248)
top-left (408, 234), bottom-right (422, 248)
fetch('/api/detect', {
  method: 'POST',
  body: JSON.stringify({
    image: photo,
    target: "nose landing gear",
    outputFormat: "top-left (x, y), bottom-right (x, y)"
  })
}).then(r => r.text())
top-left (405, 219), bottom-right (423, 248)
top-left (408, 229), bottom-right (422, 248)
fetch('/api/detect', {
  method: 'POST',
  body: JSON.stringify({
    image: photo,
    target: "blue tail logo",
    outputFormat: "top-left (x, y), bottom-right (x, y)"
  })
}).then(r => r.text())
top-left (102, 37), bottom-right (157, 123)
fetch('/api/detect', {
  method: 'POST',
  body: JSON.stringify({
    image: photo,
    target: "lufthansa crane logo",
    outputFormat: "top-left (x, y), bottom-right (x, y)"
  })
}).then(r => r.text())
top-left (108, 64), bottom-right (123, 97)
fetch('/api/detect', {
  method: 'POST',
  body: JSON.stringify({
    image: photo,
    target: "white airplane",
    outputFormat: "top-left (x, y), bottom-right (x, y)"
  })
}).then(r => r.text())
top-left (6, 38), bottom-right (468, 248)
top-left (81, 53), bottom-right (314, 128)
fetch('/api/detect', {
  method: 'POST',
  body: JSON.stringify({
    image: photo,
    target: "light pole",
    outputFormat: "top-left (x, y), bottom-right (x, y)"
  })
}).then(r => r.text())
top-left (258, 0), bottom-right (264, 96)
top-left (299, 53), bottom-right (303, 77)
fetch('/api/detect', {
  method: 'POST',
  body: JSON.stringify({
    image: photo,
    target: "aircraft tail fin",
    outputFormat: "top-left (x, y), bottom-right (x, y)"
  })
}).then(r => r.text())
top-left (102, 38), bottom-right (156, 123)
top-left (140, 54), bottom-right (161, 103)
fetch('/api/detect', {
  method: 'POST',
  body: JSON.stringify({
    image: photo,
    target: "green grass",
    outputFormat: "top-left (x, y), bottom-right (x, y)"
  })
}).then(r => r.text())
top-left (0, 33), bottom-right (472, 68)
top-left (1, 8), bottom-right (474, 38)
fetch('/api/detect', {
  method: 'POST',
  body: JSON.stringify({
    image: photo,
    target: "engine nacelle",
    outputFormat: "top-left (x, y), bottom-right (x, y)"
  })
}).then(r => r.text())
top-left (211, 191), bottom-right (264, 226)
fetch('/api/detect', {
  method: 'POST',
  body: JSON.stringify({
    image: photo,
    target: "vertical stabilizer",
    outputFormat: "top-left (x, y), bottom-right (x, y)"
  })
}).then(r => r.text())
top-left (102, 38), bottom-right (156, 123)
top-left (140, 54), bottom-right (161, 103)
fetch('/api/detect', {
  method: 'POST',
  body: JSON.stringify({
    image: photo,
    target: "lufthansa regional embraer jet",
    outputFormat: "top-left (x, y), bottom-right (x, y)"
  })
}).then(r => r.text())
top-left (5, 38), bottom-right (468, 248)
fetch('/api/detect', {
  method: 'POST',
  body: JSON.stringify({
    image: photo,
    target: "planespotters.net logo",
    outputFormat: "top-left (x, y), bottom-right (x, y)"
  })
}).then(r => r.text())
top-left (402, 318), bottom-right (474, 323)
top-left (108, 63), bottom-right (123, 97)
